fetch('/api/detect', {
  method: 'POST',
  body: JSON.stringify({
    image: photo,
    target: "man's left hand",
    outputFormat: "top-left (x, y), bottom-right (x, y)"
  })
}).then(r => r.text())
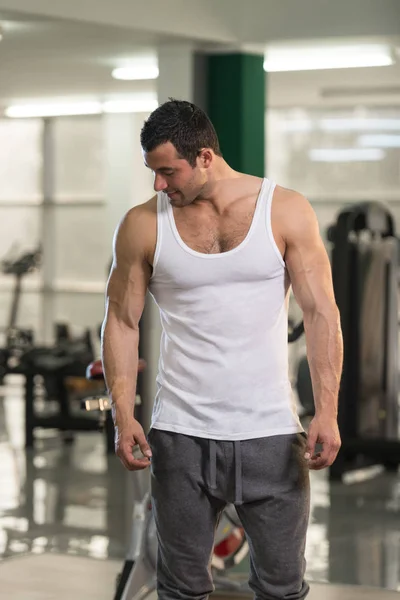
top-left (305, 414), bottom-right (341, 470)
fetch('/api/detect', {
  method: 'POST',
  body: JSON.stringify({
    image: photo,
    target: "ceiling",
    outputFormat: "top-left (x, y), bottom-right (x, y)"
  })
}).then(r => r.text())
top-left (0, 11), bottom-right (163, 108)
top-left (0, 10), bottom-right (400, 113)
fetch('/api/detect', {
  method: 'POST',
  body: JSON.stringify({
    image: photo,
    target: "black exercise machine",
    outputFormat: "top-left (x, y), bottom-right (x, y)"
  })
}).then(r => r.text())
top-left (288, 201), bottom-right (400, 474)
top-left (0, 246), bottom-right (41, 379)
top-left (328, 202), bottom-right (399, 480)
top-left (0, 246), bottom-right (104, 447)
top-left (19, 327), bottom-right (97, 448)
top-left (288, 319), bottom-right (304, 344)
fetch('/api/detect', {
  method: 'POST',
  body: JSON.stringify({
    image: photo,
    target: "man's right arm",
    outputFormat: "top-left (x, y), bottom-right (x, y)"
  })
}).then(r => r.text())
top-left (101, 206), bottom-right (152, 470)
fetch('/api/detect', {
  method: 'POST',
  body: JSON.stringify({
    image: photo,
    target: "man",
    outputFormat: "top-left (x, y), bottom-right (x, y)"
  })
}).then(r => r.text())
top-left (102, 99), bottom-right (343, 600)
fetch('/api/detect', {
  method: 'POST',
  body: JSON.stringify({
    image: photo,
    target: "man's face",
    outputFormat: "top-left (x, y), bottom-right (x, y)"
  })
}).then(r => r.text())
top-left (143, 142), bottom-right (205, 207)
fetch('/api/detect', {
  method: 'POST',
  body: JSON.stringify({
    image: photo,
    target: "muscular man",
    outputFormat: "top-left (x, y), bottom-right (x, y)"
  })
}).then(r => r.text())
top-left (102, 99), bottom-right (343, 600)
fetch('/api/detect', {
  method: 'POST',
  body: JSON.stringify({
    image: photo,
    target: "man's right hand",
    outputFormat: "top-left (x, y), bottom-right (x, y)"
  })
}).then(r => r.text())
top-left (114, 417), bottom-right (152, 471)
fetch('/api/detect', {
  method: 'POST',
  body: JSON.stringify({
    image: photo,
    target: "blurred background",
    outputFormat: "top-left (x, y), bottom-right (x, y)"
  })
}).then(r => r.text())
top-left (0, 1), bottom-right (400, 599)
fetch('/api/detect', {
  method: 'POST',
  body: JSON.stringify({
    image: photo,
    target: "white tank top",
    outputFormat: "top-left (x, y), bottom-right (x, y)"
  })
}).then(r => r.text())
top-left (148, 178), bottom-right (303, 440)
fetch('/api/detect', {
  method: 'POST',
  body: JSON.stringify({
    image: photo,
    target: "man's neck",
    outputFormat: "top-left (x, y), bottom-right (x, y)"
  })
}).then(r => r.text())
top-left (195, 164), bottom-right (244, 211)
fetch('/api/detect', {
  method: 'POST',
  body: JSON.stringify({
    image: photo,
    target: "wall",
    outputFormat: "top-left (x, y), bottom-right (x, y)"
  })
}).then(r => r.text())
top-left (0, 118), bottom-right (43, 344)
top-left (266, 66), bottom-right (400, 383)
top-left (0, 112), bottom-right (153, 349)
top-left (267, 64), bottom-right (400, 236)
top-left (268, 63), bottom-right (400, 110)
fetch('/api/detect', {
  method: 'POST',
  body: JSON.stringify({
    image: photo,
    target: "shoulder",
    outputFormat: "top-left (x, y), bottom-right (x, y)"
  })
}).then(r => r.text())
top-left (272, 184), bottom-right (313, 216)
top-left (272, 185), bottom-right (320, 243)
top-left (122, 195), bottom-right (157, 229)
top-left (113, 195), bottom-right (157, 261)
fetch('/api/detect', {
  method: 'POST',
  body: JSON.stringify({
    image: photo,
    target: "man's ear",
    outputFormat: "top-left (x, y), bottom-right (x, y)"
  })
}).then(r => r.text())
top-left (197, 148), bottom-right (213, 168)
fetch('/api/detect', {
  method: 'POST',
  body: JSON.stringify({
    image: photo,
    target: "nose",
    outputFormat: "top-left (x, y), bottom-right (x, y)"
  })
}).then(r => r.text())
top-left (154, 173), bottom-right (168, 192)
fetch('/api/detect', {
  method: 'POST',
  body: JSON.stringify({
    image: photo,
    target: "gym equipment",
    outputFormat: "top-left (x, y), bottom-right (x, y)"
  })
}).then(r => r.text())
top-left (19, 324), bottom-right (98, 448)
top-left (0, 246), bottom-right (41, 379)
top-left (288, 318), bottom-right (304, 343)
top-left (296, 356), bottom-right (314, 417)
top-left (3, 319), bottom-right (99, 448)
top-left (288, 311), bottom-right (314, 417)
top-left (2, 246), bottom-right (41, 329)
top-left (84, 359), bottom-right (250, 600)
top-left (0, 246), bottom-right (105, 446)
top-left (327, 202), bottom-right (399, 480)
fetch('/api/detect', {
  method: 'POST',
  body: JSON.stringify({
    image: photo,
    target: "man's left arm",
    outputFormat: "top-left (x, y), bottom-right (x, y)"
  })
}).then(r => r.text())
top-left (283, 192), bottom-right (343, 469)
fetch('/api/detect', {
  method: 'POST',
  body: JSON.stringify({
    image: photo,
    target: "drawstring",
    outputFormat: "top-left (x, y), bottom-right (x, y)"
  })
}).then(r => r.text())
top-left (209, 440), bottom-right (217, 490)
top-left (234, 441), bottom-right (243, 506)
top-left (209, 439), bottom-right (243, 505)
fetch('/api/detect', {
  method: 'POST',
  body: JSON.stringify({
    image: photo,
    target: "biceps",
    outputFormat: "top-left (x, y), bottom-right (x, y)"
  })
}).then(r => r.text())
top-left (286, 239), bottom-right (336, 314)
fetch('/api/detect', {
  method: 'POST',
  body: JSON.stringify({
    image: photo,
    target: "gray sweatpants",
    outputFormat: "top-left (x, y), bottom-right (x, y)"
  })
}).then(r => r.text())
top-left (148, 429), bottom-right (310, 600)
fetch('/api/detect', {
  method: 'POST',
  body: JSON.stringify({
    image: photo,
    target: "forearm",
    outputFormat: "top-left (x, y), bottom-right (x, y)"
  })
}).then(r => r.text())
top-left (101, 312), bottom-right (140, 422)
top-left (304, 307), bottom-right (343, 418)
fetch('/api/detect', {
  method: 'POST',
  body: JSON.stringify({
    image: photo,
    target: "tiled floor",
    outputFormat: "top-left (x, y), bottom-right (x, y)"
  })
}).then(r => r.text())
top-left (1, 555), bottom-right (399, 600)
top-left (1, 377), bottom-right (400, 599)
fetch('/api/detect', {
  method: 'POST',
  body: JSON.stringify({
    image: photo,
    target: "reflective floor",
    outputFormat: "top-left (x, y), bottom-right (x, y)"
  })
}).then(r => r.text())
top-left (1, 376), bottom-right (400, 596)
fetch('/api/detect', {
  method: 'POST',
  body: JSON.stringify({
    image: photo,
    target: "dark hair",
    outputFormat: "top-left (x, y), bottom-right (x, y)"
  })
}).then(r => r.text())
top-left (140, 98), bottom-right (222, 167)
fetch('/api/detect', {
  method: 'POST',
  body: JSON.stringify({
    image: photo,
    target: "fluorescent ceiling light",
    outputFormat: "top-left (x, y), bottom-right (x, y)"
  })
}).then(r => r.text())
top-left (5, 96), bottom-right (158, 118)
top-left (358, 134), bottom-right (400, 148)
top-left (264, 44), bottom-right (393, 72)
top-left (112, 55), bottom-right (159, 80)
top-left (5, 102), bottom-right (102, 118)
top-left (309, 148), bottom-right (385, 162)
top-left (112, 65), bottom-right (159, 80)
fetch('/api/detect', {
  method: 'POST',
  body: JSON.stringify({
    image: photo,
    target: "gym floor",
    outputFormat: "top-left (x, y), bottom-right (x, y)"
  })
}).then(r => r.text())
top-left (1, 377), bottom-right (400, 599)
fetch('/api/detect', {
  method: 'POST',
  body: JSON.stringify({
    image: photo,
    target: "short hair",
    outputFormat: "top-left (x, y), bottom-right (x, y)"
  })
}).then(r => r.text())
top-left (140, 98), bottom-right (222, 167)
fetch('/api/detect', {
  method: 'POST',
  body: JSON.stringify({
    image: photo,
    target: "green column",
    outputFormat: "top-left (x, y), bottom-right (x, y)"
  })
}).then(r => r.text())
top-left (207, 53), bottom-right (265, 177)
